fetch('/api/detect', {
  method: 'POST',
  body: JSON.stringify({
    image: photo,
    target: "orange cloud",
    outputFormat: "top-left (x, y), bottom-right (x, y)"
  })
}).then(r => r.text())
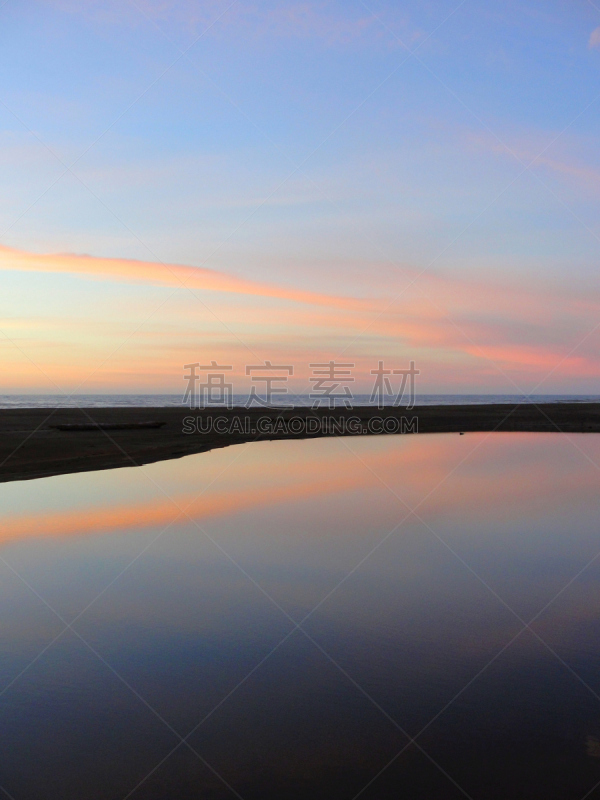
top-left (0, 244), bottom-right (376, 312)
top-left (4, 241), bottom-right (600, 392)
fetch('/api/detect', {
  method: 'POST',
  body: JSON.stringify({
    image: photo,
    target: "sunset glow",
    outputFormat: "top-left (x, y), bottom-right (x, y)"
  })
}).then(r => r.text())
top-left (2, 1), bottom-right (599, 394)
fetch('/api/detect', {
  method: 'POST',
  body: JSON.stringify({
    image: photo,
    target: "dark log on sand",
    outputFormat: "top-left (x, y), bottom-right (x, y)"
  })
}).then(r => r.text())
top-left (52, 421), bottom-right (167, 431)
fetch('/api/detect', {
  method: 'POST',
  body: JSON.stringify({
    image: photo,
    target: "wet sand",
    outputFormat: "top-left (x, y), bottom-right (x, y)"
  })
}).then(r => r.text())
top-left (1, 403), bottom-right (599, 483)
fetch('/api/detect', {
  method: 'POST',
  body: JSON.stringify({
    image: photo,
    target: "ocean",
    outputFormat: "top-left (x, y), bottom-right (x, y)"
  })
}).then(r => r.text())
top-left (0, 393), bottom-right (599, 408)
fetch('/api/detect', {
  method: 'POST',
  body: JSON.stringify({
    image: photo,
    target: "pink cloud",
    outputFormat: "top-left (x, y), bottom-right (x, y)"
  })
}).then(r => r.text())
top-left (0, 243), bottom-right (377, 312)
top-left (5, 243), bottom-right (600, 392)
top-left (590, 27), bottom-right (600, 49)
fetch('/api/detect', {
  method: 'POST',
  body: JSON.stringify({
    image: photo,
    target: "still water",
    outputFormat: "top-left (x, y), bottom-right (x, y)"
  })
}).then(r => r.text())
top-left (1, 433), bottom-right (600, 799)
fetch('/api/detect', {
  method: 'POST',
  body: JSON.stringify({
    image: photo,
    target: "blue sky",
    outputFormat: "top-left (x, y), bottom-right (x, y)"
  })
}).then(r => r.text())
top-left (2, 0), bottom-right (600, 394)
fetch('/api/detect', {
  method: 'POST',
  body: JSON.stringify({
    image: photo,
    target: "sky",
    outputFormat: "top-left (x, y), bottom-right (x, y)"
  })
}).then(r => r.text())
top-left (1, 0), bottom-right (600, 396)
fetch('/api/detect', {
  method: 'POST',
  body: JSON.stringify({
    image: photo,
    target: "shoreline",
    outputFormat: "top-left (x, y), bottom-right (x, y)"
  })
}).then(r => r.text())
top-left (1, 403), bottom-right (599, 484)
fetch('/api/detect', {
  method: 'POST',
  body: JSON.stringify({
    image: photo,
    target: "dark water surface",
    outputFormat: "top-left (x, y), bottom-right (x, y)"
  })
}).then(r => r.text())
top-left (2, 434), bottom-right (600, 799)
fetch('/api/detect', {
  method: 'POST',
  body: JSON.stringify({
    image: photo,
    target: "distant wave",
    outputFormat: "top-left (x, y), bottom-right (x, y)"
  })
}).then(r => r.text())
top-left (1, 394), bottom-right (599, 409)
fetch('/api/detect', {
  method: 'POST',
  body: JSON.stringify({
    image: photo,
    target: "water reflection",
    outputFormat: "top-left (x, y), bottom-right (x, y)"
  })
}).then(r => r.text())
top-left (1, 433), bottom-right (600, 799)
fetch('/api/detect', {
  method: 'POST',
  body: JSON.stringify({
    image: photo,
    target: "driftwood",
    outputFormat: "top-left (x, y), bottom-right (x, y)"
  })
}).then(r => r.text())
top-left (52, 421), bottom-right (167, 431)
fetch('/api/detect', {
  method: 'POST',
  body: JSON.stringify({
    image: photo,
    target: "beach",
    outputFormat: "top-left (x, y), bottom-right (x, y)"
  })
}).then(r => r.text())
top-left (1, 402), bottom-right (599, 484)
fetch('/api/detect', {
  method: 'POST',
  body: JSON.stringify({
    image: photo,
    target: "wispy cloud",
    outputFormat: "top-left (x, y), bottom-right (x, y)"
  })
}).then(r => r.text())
top-left (467, 129), bottom-right (600, 194)
top-left (0, 244), bottom-right (376, 311)
top-left (5, 240), bottom-right (600, 393)
top-left (589, 26), bottom-right (600, 49)
top-left (43, 0), bottom-right (383, 47)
